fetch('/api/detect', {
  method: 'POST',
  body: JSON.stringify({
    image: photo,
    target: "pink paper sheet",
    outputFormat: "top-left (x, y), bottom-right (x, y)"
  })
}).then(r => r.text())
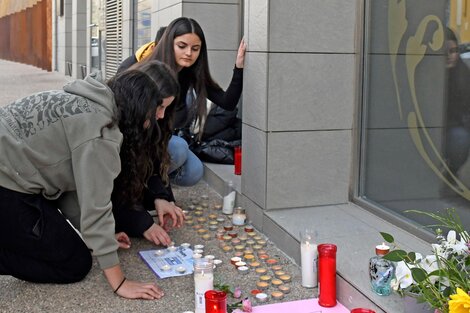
top-left (253, 298), bottom-right (350, 313)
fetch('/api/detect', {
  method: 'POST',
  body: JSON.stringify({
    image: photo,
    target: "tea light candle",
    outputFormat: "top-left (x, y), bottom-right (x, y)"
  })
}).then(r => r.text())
top-left (195, 206), bottom-right (204, 212)
top-left (259, 275), bottom-right (272, 282)
top-left (186, 219), bottom-right (194, 225)
top-left (244, 225), bottom-right (254, 232)
top-left (258, 254), bottom-right (269, 262)
top-left (176, 266), bottom-right (186, 273)
top-left (167, 246), bottom-right (177, 252)
top-left (244, 254), bottom-right (255, 262)
top-left (375, 243), bottom-right (390, 255)
top-left (197, 217), bottom-right (207, 224)
top-left (201, 201), bottom-right (209, 208)
top-left (246, 239), bottom-right (256, 246)
top-left (197, 228), bottom-right (208, 235)
top-left (253, 235), bottom-right (262, 241)
top-left (247, 231), bottom-right (257, 237)
top-left (243, 248), bottom-right (254, 255)
top-left (257, 240), bottom-right (267, 247)
top-left (271, 291), bottom-right (284, 300)
top-left (238, 266), bottom-right (249, 275)
top-left (255, 267), bottom-right (268, 275)
top-left (256, 281), bottom-right (269, 290)
top-left (216, 217), bottom-right (225, 223)
top-left (234, 251), bottom-right (244, 258)
top-left (274, 270), bottom-right (286, 278)
top-left (222, 245), bottom-right (233, 253)
top-left (194, 249), bottom-right (204, 254)
top-left (200, 194), bottom-right (209, 201)
top-left (194, 211), bottom-right (203, 217)
top-left (238, 234), bottom-right (248, 242)
top-left (266, 258), bottom-right (278, 266)
top-left (257, 249), bottom-right (267, 255)
top-left (194, 244), bottom-right (205, 250)
top-left (187, 204), bottom-right (196, 211)
top-left (155, 249), bottom-right (166, 256)
top-left (208, 214), bottom-right (218, 220)
top-left (271, 265), bottom-right (283, 272)
top-left (161, 264), bottom-right (171, 271)
top-left (190, 197), bottom-right (199, 205)
top-left (208, 224), bottom-right (218, 231)
top-left (235, 261), bottom-right (247, 268)
top-left (216, 231), bottom-right (225, 240)
top-left (181, 243), bottom-right (191, 249)
top-left (279, 274), bottom-right (292, 283)
top-left (252, 244), bottom-right (263, 250)
top-left (204, 255), bottom-right (215, 261)
top-left (213, 259), bottom-right (222, 266)
top-left (230, 256), bottom-right (242, 265)
top-left (271, 278), bottom-right (283, 286)
top-left (223, 224), bottom-right (234, 231)
top-left (222, 235), bottom-right (232, 241)
top-left (234, 244), bottom-right (245, 251)
top-left (214, 204), bottom-right (222, 211)
top-left (193, 253), bottom-right (202, 259)
top-left (193, 224), bottom-right (203, 230)
top-left (278, 284), bottom-right (291, 294)
top-left (255, 292), bottom-right (268, 303)
top-left (231, 238), bottom-right (241, 246)
top-left (251, 289), bottom-right (262, 296)
top-left (249, 261), bottom-right (261, 268)
top-left (202, 234), bottom-right (211, 241)
top-left (227, 231), bottom-right (238, 238)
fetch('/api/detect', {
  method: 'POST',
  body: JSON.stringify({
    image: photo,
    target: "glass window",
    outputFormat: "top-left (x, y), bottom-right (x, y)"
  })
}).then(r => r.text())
top-left (360, 0), bottom-right (470, 230)
top-left (134, 0), bottom-right (152, 49)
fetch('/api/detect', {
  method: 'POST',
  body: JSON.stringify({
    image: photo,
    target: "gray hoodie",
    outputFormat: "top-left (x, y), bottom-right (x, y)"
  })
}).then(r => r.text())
top-left (0, 73), bottom-right (123, 269)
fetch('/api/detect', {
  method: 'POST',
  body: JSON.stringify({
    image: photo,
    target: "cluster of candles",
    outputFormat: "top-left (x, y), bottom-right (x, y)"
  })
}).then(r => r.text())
top-left (183, 193), bottom-right (294, 310)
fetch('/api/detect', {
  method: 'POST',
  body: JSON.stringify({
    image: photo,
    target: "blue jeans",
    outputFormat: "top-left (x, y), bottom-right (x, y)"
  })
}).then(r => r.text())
top-left (445, 126), bottom-right (470, 173)
top-left (168, 135), bottom-right (204, 186)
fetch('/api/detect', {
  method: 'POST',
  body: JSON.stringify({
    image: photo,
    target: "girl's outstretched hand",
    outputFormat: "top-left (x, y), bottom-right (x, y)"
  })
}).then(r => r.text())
top-left (236, 38), bottom-right (247, 68)
top-left (116, 279), bottom-right (165, 300)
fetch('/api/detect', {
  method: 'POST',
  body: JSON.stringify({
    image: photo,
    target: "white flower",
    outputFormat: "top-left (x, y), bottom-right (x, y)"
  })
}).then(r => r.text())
top-left (447, 230), bottom-right (457, 245)
top-left (394, 261), bottom-right (414, 289)
top-left (419, 255), bottom-right (439, 284)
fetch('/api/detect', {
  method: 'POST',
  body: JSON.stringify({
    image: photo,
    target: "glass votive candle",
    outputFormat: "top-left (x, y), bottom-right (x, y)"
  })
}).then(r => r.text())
top-left (253, 235), bottom-right (262, 241)
top-left (227, 231), bottom-right (238, 238)
top-left (259, 275), bottom-right (272, 282)
top-left (274, 270), bottom-right (286, 278)
top-left (271, 291), bottom-right (284, 300)
top-left (257, 249), bottom-right (267, 255)
top-left (255, 267), bottom-right (268, 275)
top-left (243, 248), bottom-right (254, 255)
top-left (252, 244), bottom-right (263, 250)
top-left (266, 258), bottom-right (279, 266)
top-left (256, 281), bottom-right (269, 291)
top-left (278, 284), bottom-right (291, 294)
top-left (271, 265), bottom-right (283, 272)
top-left (238, 234), bottom-right (248, 242)
top-left (247, 231), bottom-right (257, 237)
top-left (249, 261), bottom-right (261, 269)
top-left (223, 224), bottom-right (234, 231)
top-left (244, 254), bottom-right (255, 262)
top-left (204, 290), bottom-right (227, 313)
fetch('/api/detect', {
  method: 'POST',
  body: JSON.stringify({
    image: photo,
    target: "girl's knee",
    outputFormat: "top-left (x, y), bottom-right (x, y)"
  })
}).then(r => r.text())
top-left (169, 136), bottom-right (189, 169)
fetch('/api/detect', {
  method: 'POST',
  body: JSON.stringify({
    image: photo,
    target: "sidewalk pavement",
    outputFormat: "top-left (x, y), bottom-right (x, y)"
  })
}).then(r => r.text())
top-left (0, 60), bottom-right (312, 313)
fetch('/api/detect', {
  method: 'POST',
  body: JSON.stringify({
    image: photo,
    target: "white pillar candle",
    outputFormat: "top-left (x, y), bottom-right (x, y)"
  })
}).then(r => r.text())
top-left (194, 269), bottom-right (214, 313)
top-left (301, 241), bottom-right (318, 287)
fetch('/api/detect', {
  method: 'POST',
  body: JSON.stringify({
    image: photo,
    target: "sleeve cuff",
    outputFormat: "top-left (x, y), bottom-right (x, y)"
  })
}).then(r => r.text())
top-left (97, 251), bottom-right (120, 269)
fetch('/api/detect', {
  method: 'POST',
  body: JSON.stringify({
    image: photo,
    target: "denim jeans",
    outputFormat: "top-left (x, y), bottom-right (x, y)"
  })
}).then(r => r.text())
top-left (168, 135), bottom-right (204, 186)
top-left (446, 126), bottom-right (470, 174)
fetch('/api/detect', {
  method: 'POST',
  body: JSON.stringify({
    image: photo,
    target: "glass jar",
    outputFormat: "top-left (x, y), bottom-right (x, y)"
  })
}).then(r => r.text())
top-left (318, 243), bottom-right (337, 307)
top-left (232, 207), bottom-right (246, 225)
top-left (194, 258), bottom-right (214, 313)
top-left (369, 244), bottom-right (394, 296)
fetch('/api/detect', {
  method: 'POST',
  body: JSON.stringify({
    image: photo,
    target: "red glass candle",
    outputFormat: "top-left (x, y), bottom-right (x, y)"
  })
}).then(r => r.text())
top-left (318, 244), bottom-right (337, 307)
top-left (234, 146), bottom-right (242, 175)
top-left (350, 309), bottom-right (376, 313)
top-left (205, 290), bottom-right (227, 313)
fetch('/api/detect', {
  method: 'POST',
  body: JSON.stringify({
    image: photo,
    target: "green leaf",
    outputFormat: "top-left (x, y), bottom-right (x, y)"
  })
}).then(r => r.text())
top-left (407, 252), bottom-right (416, 262)
top-left (383, 249), bottom-right (407, 261)
top-left (380, 232), bottom-right (394, 243)
top-left (410, 267), bottom-right (427, 283)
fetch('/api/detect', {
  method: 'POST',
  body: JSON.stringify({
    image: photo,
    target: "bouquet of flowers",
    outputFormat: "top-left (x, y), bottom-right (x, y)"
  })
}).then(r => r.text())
top-left (380, 209), bottom-right (470, 313)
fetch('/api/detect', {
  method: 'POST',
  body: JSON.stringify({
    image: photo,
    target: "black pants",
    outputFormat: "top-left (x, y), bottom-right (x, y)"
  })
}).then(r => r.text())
top-left (0, 186), bottom-right (92, 283)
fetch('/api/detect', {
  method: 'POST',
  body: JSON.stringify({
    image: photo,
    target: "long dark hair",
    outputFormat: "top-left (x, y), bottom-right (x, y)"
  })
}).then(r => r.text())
top-left (146, 17), bottom-right (220, 138)
top-left (108, 60), bottom-right (179, 207)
